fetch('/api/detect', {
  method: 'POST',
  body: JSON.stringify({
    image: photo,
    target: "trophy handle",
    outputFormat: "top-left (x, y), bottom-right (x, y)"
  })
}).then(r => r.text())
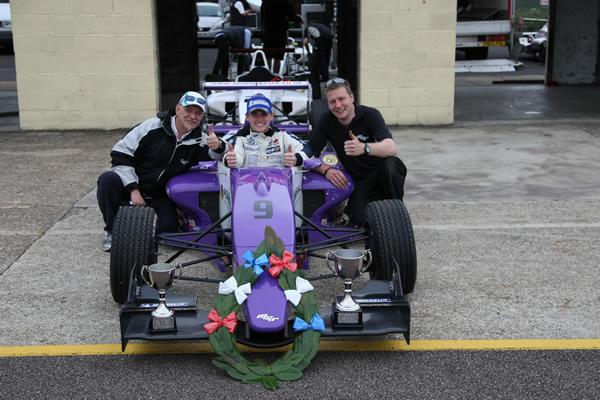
top-left (360, 250), bottom-right (372, 274)
top-left (140, 264), bottom-right (150, 285)
top-left (173, 263), bottom-right (183, 285)
top-left (325, 250), bottom-right (335, 274)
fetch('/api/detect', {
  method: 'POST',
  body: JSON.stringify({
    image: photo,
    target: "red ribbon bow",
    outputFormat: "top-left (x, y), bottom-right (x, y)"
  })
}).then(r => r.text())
top-left (204, 309), bottom-right (237, 335)
top-left (268, 250), bottom-right (297, 277)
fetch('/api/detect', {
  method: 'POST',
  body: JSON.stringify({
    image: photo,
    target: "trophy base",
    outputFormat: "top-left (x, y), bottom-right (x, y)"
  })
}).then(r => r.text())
top-left (150, 316), bottom-right (177, 332)
top-left (331, 302), bottom-right (363, 329)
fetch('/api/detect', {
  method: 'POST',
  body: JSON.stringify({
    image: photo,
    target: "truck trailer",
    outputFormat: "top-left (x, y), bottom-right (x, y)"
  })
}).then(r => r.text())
top-left (456, 0), bottom-right (515, 59)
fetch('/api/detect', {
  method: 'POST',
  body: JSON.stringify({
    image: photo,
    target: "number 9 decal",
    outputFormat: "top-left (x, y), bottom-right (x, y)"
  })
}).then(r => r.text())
top-left (254, 200), bottom-right (273, 219)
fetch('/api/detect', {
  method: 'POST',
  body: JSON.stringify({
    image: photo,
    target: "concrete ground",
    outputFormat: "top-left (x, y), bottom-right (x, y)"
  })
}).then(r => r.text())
top-left (1, 77), bottom-right (599, 346)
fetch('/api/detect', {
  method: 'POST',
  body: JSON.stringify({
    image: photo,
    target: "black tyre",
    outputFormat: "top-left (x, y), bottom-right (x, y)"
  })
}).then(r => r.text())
top-left (110, 206), bottom-right (157, 304)
top-left (310, 99), bottom-right (329, 134)
top-left (536, 42), bottom-right (546, 62)
top-left (464, 47), bottom-right (489, 60)
top-left (366, 199), bottom-right (417, 294)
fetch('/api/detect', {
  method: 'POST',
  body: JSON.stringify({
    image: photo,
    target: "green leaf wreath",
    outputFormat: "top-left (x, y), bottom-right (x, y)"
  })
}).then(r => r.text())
top-left (204, 226), bottom-right (323, 390)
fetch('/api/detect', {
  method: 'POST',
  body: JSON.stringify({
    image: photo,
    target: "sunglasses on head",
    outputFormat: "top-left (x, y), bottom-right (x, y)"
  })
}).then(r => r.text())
top-left (183, 95), bottom-right (206, 105)
top-left (325, 78), bottom-right (348, 88)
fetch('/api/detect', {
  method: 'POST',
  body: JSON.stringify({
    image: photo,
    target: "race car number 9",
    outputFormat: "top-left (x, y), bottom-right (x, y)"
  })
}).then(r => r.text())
top-left (254, 200), bottom-right (273, 219)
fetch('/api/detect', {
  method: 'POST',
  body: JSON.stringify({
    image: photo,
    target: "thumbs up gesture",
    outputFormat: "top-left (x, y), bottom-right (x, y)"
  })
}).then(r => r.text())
top-left (283, 144), bottom-right (297, 167)
top-left (344, 130), bottom-right (364, 156)
top-left (225, 142), bottom-right (237, 168)
top-left (206, 124), bottom-right (220, 150)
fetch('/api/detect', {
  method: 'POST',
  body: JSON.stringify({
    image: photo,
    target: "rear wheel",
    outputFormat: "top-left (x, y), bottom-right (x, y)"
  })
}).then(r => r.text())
top-left (366, 199), bottom-right (417, 294)
top-left (110, 206), bottom-right (157, 304)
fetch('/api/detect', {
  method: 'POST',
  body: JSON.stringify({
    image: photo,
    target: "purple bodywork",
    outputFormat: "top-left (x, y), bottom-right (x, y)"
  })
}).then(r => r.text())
top-left (165, 157), bottom-right (353, 333)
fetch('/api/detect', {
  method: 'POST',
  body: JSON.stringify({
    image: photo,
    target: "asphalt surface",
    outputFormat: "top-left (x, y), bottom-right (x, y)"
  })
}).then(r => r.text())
top-left (1, 52), bottom-right (600, 397)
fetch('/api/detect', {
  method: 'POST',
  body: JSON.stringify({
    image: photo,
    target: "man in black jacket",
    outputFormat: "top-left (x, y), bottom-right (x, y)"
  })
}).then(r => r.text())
top-left (96, 91), bottom-right (226, 251)
top-left (212, 25), bottom-right (251, 77)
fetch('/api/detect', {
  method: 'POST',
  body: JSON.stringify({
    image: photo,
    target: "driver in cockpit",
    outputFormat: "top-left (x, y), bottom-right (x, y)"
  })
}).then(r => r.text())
top-left (223, 93), bottom-right (310, 168)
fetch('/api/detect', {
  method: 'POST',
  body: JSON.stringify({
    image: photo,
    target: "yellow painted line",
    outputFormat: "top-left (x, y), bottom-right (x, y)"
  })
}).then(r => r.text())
top-left (1, 339), bottom-right (599, 357)
top-left (318, 339), bottom-right (600, 352)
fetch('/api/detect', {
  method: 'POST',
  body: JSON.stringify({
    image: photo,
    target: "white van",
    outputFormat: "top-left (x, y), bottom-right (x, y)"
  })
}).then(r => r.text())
top-left (0, 0), bottom-right (12, 48)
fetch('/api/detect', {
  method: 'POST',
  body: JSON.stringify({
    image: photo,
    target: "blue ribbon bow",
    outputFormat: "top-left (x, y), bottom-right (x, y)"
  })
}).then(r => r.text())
top-left (242, 250), bottom-right (269, 275)
top-left (293, 313), bottom-right (325, 332)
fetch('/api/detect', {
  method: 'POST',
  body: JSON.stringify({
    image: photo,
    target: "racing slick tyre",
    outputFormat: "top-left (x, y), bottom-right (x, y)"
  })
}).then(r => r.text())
top-left (310, 99), bottom-right (329, 134)
top-left (110, 206), bottom-right (157, 304)
top-left (366, 199), bottom-right (417, 294)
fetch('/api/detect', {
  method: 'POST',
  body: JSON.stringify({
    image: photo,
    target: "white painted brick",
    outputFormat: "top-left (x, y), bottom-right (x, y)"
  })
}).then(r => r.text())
top-left (360, 13), bottom-right (392, 33)
top-left (389, 11), bottom-right (428, 31)
top-left (36, 0), bottom-right (76, 15)
top-left (95, 91), bottom-right (156, 111)
top-left (428, 11), bottom-right (457, 31)
top-left (426, 50), bottom-right (456, 69)
top-left (17, 73), bottom-right (81, 92)
top-left (415, 107), bottom-right (454, 124)
top-left (113, 0), bottom-right (154, 15)
top-left (80, 74), bottom-right (158, 93)
top-left (360, 89), bottom-right (391, 108)
top-left (73, 0), bottom-right (117, 14)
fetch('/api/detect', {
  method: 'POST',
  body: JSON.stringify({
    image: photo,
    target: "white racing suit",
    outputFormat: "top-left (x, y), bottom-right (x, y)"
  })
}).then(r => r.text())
top-left (223, 125), bottom-right (310, 226)
top-left (225, 125), bottom-right (309, 168)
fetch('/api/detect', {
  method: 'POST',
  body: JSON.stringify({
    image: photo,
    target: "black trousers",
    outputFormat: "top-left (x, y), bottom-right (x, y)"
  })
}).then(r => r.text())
top-left (212, 35), bottom-right (232, 76)
top-left (346, 157), bottom-right (407, 225)
top-left (96, 171), bottom-right (179, 234)
top-left (308, 48), bottom-right (331, 100)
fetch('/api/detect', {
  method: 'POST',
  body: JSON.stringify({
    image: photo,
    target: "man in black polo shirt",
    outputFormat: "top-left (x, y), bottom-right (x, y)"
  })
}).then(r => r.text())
top-left (307, 78), bottom-right (407, 225)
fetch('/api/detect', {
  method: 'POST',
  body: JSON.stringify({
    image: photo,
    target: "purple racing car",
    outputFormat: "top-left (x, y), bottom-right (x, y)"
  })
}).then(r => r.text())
top-left (110, 152), bottom-right (417, 351)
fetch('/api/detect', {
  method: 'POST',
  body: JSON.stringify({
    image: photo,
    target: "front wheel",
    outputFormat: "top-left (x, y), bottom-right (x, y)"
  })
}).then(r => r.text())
top-left (366, 199), bottom-right (417, 294)
top-left (110, 206), bottom-right (158, 304)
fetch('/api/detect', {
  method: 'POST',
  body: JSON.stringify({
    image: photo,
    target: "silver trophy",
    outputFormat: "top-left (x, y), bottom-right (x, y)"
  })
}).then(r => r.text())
top-left (141, 263), bottom-right (181, 331)
top-left (326, 249), bottom-right (371, 327)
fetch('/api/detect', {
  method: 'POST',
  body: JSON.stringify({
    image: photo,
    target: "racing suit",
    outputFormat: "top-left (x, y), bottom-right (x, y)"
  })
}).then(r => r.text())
top-left (225, 124), bottom-right (309, 168)
top-left (223, 124), bottom-right (310, 227)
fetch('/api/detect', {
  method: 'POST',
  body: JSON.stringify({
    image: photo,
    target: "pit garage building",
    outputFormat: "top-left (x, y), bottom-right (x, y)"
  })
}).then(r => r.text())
top-left (9, 0), bottom-right (600, 130)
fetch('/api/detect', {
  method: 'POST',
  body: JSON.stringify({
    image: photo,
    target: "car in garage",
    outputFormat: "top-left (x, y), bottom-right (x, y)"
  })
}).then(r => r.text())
top-left (519, 22), bottom-right (548, 62)
top-left (0, 0), bottom-right (12, 48)
top-left (196, 2), bottom-right (230, 45)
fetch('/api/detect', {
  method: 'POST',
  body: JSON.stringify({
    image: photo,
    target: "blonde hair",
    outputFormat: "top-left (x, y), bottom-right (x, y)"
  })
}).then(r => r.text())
top-left (324, 78), bottom-right (352, 96)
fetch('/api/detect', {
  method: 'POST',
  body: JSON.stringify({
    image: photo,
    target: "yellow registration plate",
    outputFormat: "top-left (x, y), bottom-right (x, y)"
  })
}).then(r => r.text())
top-left (482, 41), bottom-right (506, 47)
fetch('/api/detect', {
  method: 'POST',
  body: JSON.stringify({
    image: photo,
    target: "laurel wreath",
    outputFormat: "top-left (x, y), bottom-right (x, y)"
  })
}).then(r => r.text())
top-left (204, 226), bottom-right (322, 390)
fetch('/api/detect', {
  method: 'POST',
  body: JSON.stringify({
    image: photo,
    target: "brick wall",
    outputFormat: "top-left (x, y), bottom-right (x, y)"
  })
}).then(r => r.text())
top-left (359, 0), bottom-right (456, 125)
top-left (10, 0), bottom-right (456, 129)
top-left (11, 0), bottom-right (158, 130)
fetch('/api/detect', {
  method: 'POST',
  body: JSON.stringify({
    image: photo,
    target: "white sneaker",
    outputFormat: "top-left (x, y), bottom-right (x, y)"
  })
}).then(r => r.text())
top-left (103, 231), bottom-right (112, 252)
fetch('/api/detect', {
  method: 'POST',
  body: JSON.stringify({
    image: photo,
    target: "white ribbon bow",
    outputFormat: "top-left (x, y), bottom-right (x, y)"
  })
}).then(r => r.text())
top-left (284, 276), bottom-right (314, 306)
top-left (218, 276), bottom-right (252, 305)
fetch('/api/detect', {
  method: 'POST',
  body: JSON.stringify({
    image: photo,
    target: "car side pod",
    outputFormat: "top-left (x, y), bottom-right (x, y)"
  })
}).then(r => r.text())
top-left (320, 258), bottom-right (411, 344)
